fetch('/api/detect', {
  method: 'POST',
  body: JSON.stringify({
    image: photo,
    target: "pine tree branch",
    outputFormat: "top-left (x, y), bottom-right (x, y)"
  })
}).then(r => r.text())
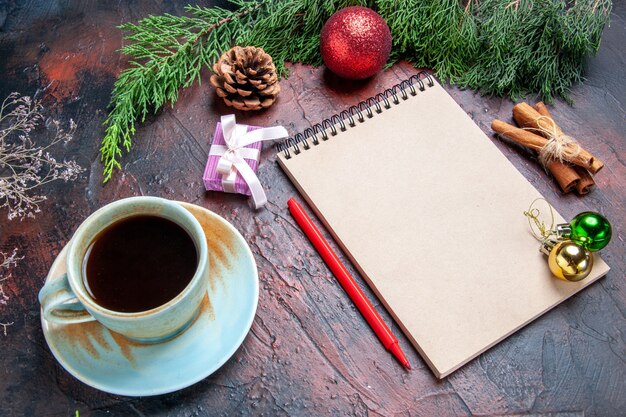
top-left (100, 1), bottom-right (268, 182)
top-left (100, 0), bottom-right (611, 182)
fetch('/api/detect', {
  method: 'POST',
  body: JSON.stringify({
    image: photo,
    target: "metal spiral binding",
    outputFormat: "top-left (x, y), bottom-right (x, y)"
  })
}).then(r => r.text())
top-left (277, 71), bottom-right (434, 159)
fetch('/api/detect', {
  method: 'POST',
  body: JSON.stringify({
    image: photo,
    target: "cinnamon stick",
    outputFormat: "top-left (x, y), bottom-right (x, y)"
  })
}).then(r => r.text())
top-left (491, 119), bottom-right (547, 152)
top-left (529, 103), bottom-right (581, 193)
top-left (512, 102), bottom-right (598, 172)
top-left (589, 158), bottom-right (604, 174)
top-left (492, 120), bottom-right (581, 193)
top-left (508, 104), bottom-right (596, 170)
top-left (514, 102), bottom-right (563, 135)
top-left (574, 166), bottom-right (595, 195)
top-left (546, 160), bottom-right (580, 193)
top-left (528, 102), bottom-right (564, 136)
top-left (533, 102), bottom-right (604, 174)
top-left (533, 101), bottom-right (551, 119)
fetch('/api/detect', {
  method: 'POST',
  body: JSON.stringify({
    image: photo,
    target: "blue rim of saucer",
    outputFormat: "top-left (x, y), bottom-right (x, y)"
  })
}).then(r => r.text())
top-left (40, 203), bottom-right (259, 396)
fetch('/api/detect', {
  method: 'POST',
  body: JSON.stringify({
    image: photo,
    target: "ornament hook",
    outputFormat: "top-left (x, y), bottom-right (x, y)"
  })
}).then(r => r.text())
top-left (523, 198), bottom-right (556, 242)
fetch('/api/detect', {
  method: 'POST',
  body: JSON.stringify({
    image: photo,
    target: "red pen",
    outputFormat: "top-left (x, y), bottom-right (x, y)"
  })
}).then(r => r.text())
top-left (287, 198), bottom-right (411, 370)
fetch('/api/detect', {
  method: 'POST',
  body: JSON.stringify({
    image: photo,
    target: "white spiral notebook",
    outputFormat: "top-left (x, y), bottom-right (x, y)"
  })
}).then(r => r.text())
top-left (276, 72), bottom-right (609, 378)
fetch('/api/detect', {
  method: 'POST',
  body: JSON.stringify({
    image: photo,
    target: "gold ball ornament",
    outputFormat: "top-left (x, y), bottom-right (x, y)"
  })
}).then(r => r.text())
top-left (547, 240), bottom-right (593, 282)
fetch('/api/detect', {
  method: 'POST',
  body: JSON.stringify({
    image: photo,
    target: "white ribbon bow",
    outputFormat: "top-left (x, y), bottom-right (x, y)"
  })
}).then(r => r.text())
top-left (208, 115), bottom-right (288, 209)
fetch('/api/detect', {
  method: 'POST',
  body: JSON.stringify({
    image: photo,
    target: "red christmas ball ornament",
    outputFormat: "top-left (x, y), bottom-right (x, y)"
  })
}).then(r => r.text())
top-left (320, 6), bottom-right (392, 80)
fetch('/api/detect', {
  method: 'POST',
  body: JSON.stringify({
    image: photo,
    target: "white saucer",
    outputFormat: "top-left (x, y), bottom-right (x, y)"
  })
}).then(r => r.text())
top-left (40, 203), bottom-right (259, 396)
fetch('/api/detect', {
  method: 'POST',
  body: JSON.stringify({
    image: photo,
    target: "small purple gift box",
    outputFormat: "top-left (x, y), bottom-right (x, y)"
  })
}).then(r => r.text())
top-left (203, 122), bottom-right (261, 196)
top-left (203, 115), bottom-right (288, 209)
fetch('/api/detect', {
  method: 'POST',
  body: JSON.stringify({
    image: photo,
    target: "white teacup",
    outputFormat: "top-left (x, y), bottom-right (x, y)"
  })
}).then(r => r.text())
top-left (38, 196), bottom-right (209, 343)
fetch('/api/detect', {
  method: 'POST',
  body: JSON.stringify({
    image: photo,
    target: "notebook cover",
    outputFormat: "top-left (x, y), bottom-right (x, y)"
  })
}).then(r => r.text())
top-left (277, 78), bottom-right (610, 378)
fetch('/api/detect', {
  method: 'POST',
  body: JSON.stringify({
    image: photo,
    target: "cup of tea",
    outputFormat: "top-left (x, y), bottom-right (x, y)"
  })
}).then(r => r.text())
top-left (38, 196), bottom-right (209, 343)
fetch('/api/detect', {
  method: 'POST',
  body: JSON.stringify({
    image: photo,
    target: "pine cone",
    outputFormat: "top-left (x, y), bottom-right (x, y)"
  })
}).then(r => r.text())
top-left (210, 46), bottom-right (280, 111)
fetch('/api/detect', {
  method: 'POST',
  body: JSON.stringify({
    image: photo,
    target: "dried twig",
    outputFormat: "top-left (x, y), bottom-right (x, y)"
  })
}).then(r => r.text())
top-left (0, 248), bottom-right (21, 336)
top-left (0, 93), bottom-right (84, 220)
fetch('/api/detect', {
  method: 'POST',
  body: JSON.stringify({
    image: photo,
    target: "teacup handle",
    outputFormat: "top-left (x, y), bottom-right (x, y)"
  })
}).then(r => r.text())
top-left (38, 273), bottom-right (95, 324)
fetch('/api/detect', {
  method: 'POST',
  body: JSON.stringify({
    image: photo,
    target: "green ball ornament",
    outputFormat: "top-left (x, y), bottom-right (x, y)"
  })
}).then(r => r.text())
top-left (557, 211), bottom-right (612, 252)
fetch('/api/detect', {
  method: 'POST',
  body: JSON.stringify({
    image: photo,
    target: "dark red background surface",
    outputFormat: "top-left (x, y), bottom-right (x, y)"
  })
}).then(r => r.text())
top-left (1, 1), bottom-right (624, 416)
